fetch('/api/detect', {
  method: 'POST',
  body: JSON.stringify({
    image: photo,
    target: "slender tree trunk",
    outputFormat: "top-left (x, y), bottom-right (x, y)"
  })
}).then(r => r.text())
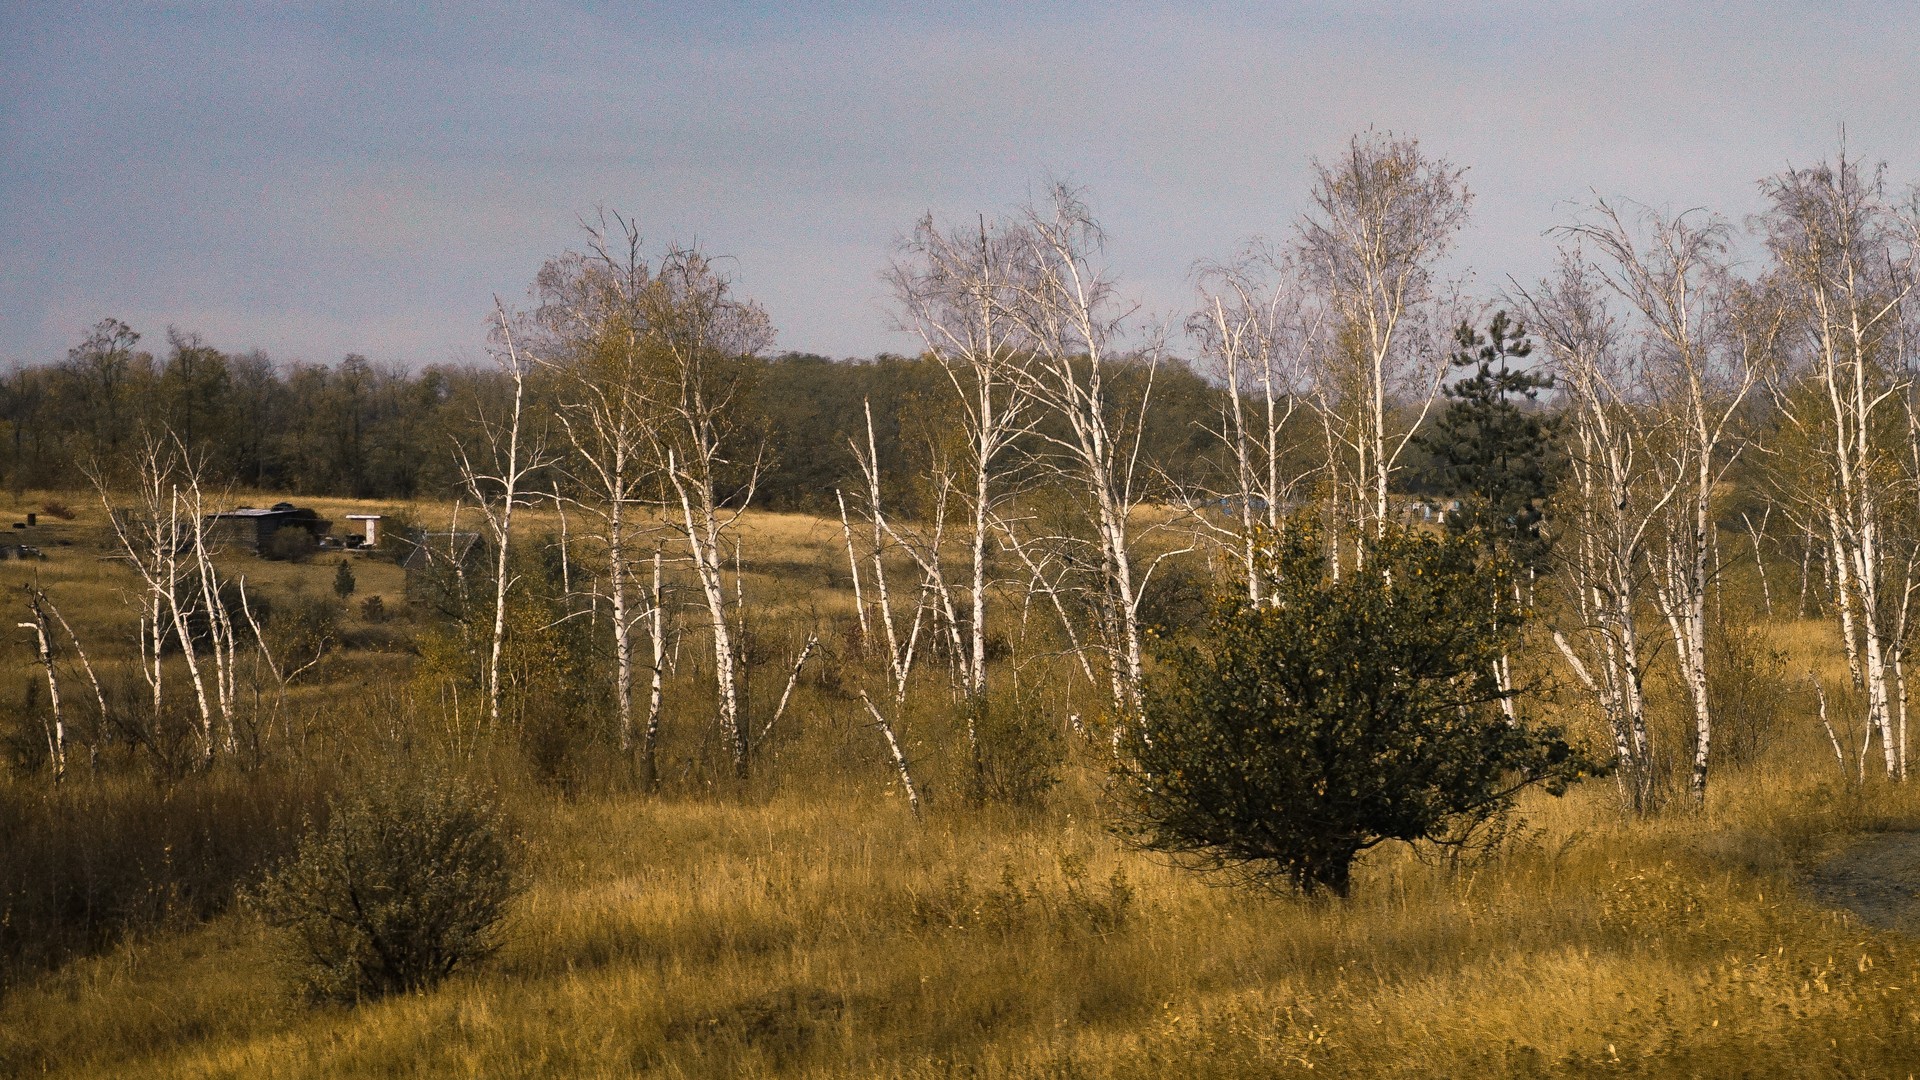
top-left (968, 390), bottom-right (992, 696)
top-left (642, 545), bottom-right (665, 790)
top-left (39, 592), bottom-right (107, 755)
top-left (837, 488), bottom-right (869, 643)
top-left (759, 634), bottom-right (818, 744)
top-left (20, 598), bottom-right (62, 784)
top-left (670, 452), bottom-right (745, 778)
top-left (609, 481), bottom-right (633, 752)
top-left (164, 489), bottom-right (215, 765)
top-left (859, 690), bottom-right (922, 817)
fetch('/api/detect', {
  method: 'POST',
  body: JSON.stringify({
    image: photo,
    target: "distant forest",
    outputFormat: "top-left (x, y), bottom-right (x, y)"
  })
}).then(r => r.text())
top-left (0, 320), bottom-right (1242, 513)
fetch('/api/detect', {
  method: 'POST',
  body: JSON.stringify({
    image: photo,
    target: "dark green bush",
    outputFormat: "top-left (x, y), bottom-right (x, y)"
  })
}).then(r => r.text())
top-left (266, 526), bottom-right (318, 563)
top-left (1120, 519), bottom-right (1599, 898)
top-left (253, 768), bottom-right (520, 1003)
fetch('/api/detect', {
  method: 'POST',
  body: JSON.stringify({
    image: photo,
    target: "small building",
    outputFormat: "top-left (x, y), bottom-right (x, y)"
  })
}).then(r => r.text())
top-left (344, 514), bottom-right (382, 548)
top-left (204, 503), bottom-right (333, 553)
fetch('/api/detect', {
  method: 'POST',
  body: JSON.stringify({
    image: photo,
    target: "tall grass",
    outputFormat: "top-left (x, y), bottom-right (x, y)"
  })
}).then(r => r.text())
top-left (3, 494), bottom-right (1919, 1076)
top-left (0, 770), bottom-right (328, 992)
top-left (5, 760), bottom-right (1920, 1078)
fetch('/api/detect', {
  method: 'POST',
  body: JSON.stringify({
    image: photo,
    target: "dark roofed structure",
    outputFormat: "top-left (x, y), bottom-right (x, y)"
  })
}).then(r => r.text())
top-left (204, 502), bottom-right (332, 552)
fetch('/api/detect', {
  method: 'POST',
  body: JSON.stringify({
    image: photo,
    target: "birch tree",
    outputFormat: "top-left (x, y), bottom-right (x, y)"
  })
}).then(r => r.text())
top-left (454, 302), bottom-right (552, 732)
top-left (34, 587), bottom-right (110, 765)
top-left (1188, 243), bottom-right (1321, 602)
top-left (98, 436), bottom-right (217, 766)
top-left (1563, 203), bottom-right (1766, 803)
top-left (1520, 257), bottom-right (1661, 810)
top-left (1297, 130), bottom-right (1471, 551)
top-left (534, 215), bottom-right (666, 781)
top-left (847, 400), bottom-right (929, 705)
top-left (888, 211), bottom-right (1034, 703)
top-left (175, 464), bottom-right (242, 757)
top-left (644, 245), bottom-right (773, 779)
top-left (1757, 151), bottom-right (1920, 780)
top-left (19, 588), bottom-right (63, 783)
top-left (999, 184), bottom-right (1161, 721)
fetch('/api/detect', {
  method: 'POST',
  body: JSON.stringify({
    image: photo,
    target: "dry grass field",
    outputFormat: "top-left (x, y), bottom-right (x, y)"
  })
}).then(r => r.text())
top-left (4, 489), bottom-right (1920, 1077)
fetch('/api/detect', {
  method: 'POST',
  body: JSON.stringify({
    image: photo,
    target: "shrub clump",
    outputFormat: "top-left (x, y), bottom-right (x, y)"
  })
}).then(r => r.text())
top-left (1120, 519), bottom-right (1600, 898)
top-left (968, 692), bottom-right (1062, 807)
top-left (253, 768), bottom-right (520, 1003)
top-left (266, 526), bottom-right (318, 562)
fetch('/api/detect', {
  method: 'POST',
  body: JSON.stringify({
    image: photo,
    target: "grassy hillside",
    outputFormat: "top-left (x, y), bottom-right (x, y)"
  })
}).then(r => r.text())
top-left (8, 775), bottom-right (1920, 1077)
top-left (2, 490), bottom-right (1918, 1077)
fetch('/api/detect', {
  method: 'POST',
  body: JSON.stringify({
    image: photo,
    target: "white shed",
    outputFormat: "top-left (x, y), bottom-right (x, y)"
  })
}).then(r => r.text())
top-left (345, 514), bottom-right (382, 547)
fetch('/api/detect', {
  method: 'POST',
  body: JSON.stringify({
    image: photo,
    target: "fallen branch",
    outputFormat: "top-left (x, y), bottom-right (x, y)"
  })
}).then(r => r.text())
top-left (858, 689), bottom-right (922, 817)
top-left (758, 634), bottom-right (819, 744)
top-left (1810, 669), bottom-right (1846, 778)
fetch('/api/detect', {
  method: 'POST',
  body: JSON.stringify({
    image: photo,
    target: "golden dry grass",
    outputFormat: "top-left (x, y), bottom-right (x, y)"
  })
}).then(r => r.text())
top-left (5, 491), bottom-right (1920, 1076)
top-left (0, 772), bottom-right (1916, 1078)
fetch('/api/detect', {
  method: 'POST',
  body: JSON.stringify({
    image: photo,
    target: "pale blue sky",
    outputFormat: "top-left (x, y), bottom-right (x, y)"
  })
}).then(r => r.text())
top-left (3, 2), bottom-right (1916, 368)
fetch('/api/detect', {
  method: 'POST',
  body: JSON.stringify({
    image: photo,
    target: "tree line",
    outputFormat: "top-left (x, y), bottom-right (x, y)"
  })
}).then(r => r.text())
top-left (0, 327), bottom-right (1228, 512)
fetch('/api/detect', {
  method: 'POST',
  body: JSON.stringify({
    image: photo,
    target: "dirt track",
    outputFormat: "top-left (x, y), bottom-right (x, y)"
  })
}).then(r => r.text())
top-left (1806, 830), bottom-right (1920, 933)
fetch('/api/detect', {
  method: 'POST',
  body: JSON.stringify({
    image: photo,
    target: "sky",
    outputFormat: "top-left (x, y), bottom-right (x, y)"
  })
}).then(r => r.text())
top-left (3, 2), bottom-right (1918, 370)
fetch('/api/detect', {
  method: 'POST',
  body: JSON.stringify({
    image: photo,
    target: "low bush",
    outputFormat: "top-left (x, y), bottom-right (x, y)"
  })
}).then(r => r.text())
top-left (252, 767), bottom-right (520, 1003)
top-left (1709, 613), bottom-right (1794, 769)
top-left (265, 526), bottom-right (318, 563)
top-left (968, 693), bottom-right (1061, 807)
top-left (263, 593), bottom-right (339, 678)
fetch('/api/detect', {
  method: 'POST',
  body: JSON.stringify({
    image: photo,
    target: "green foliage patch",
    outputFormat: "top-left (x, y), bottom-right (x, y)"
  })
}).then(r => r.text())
top-left (252, 767), bottom-right (520, 1004)
top-left (1121, 519), bottom-right (1599, 896)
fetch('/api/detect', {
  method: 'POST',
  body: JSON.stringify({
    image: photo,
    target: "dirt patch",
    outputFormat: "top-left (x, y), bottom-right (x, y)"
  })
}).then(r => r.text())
top-left (1806, 829), bottom-right (1920, 933)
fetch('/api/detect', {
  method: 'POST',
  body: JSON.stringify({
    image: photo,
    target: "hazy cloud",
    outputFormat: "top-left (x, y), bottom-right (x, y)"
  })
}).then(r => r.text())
top-left (3, 2), bottom-right (1917, 366)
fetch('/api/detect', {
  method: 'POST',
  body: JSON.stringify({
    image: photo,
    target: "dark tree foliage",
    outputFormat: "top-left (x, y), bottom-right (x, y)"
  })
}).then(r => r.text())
top-left (1418, 311), bottom-right (1560, 571)
top-left (1120, 519), bottom-right (1597, 898)
top-left (2, 322), bottom-right (1234, 512)
top-left (743, 353), bottom-right (940, 514)
top-left (0, 324), bottom-right (474, 497)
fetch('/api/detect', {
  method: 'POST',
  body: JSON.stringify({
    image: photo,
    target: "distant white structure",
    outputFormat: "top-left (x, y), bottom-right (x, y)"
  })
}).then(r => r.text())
top-left (345, 514), bottom-right (382, 548)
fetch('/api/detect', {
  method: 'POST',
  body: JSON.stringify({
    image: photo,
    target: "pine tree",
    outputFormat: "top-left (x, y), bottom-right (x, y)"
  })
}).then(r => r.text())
top-left (333, 559), bottom-right (356, 601)
top-left (1420, 311), bottom-right (1560, 572)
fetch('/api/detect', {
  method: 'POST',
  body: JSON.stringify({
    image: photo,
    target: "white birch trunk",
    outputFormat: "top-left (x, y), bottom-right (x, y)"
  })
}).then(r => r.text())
top-left (669, 447), bottom-right (745, 777)
top-left (20, 602), bottom-right (62, 784)
top-left (859, 689), bottom-right (922, 817)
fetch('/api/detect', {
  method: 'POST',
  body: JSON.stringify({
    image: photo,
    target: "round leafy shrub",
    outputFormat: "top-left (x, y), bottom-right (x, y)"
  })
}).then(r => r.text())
top-left (1119, 519), bottom-right (1600, 898)
top-left (266, 526), bottom-right (318, 563)
top-left (253, 769), bottom-right (520, 1003)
